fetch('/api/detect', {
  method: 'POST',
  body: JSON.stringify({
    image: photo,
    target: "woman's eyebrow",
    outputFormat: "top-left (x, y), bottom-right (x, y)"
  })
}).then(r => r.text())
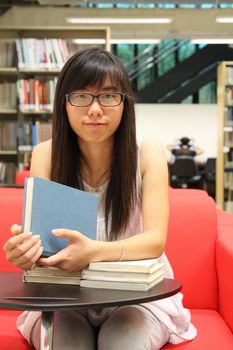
top-left (72, 86), bottom-right (118, 93)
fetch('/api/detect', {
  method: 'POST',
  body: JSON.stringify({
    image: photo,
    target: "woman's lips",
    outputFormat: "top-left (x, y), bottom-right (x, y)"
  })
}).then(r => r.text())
top-left (84, 123), bottom-right (106, 128)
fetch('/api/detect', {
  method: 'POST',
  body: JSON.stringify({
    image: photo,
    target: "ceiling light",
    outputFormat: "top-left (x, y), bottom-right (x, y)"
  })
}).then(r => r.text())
top-left (72, 39), bottom-right (161, 45)
top-left (72, 39), bottom-right (106, 44)
top-left (111, 39), bottom-right (161, 44)
top-left (216, 17), bottom-right (233, 23)
top-left (191, 38), bottom-right (233, 44)
top-left (66, 17), bottom-right (173, 24)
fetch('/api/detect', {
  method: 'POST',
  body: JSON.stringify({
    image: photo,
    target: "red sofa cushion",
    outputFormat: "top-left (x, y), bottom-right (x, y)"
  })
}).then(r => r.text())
top-left (0, 310), bottom-right (31, 349)
top-left (16, 171), bottom-right (30, 185)
top-left (0, 188), bottom-right (24, 272)
top-left (165, 191), bottom-right (218, 309)
top-left (217, 209), bottom-right (233, 226)
top-left (217, 227), bottom-right (233, 332)
top-left (163, 309), bottom-right (233, 349)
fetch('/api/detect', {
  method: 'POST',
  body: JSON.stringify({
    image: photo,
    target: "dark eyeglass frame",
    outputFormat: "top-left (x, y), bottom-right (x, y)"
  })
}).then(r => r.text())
top-left (66, 92), bottom-right (125, 107)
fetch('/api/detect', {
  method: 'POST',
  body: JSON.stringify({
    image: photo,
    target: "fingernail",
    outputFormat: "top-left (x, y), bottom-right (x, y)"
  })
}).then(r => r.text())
top-left (52, 229), bottom-right (60, 235)
top-left (11, 224), bottom-right (17, 232)
top-left (33, 235), bottom-right (41, 241)
top-left (24, 232), bottom-right (32, 236)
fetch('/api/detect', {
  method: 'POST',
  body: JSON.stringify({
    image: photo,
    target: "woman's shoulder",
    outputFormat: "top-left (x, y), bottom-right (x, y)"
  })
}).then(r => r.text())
top-left (30, 139), bottom-right (52, 178)
top-left (140, 137), bottom-right (165, 154)
top-left (140, 137), bottom-right (167, 176)
top-left (33, 139), bottom-right (52, 154)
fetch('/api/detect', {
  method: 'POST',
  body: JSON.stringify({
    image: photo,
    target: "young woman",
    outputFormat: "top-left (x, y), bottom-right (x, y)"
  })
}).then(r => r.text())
top-left (4, 47), bottom-right (196, 349)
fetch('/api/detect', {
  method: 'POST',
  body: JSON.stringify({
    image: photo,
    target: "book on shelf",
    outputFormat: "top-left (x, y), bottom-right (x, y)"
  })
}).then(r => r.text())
top-left (0, 162), bottom-right (16, 184)
top-left (88, 258), bottom-right (163, 274)
top-left (80, 273), bottom-right (165, 292)
top-left (15, 38), bottom-right (78, 70)
top-left (0, 81), bottom-right (17, 110)
top-left (0, 122), bottom-right (17, 151)
top-left (17, 77), bottom-right (57, 113)
top-left (0, 39), bottom-right (16, 68)
top-left (81, 264), bottom-right (165, 284)
top-left (22, 176), bottom-right (98, 257)
top-left (23, 266), bottom-right (82, 285)
top-left (226, 66), bottom-right (233, 85)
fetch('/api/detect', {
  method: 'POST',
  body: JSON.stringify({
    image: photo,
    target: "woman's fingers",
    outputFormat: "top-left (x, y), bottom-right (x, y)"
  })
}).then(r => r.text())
top-left (7, 235), bottom-right (41, 260)
top-left (4, 234), bottom-right (43, 271)
top-left (10, 224), bottom-right (22, 236)
top-left (3, 232), bottom-right (32, 252)
top-left (52, 229), bottom-right (83, 242)
top-left (15, 245), bottom-right (43, 270)
top-left (38, 249), bottom-right (65, 267)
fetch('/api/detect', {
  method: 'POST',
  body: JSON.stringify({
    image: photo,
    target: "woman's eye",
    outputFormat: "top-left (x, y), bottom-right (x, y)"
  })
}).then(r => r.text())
top-left (77, 94), bottom-right (88, 99)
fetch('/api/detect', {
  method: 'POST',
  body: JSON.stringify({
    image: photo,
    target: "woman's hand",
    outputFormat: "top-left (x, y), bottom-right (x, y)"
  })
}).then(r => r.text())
top-left (38, 229), bottom-right (99, 272)
top-left (3, 224), bottom-right (43, 270)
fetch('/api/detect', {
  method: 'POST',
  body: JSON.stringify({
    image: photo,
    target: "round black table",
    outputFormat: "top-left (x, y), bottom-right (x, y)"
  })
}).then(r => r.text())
top-left (0, 272), bottom-right (182, 350)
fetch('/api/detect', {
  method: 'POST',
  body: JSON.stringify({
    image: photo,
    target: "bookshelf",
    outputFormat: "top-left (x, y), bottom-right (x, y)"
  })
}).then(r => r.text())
top-left (216, 61), bottom-right (233, 212)
top-left (0, 26), bottom-right (111, 184)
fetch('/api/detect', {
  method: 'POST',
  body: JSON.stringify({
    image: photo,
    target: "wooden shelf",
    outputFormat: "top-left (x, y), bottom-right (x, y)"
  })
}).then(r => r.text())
top-left (0, 109), bottom-right (17, 114)
top-left (18, 68), bottom-right (61, 75)
top-left (19, 109), bottom-right (53, 115)
top-left (217, 62), bottom-right (233, 210)
top-left (0, 25), bottom-right (111, 185)
top-left (0, 67), bottom-right (17, 75)
top-left (0, 150), bottom-right (17, 155)
top-left (0, 26), bottom-right (110, 50)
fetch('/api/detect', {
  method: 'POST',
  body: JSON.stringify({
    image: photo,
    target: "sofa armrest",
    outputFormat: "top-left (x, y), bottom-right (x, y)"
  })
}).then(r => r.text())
top-left (217, 209), bottom-right (233, 227)
top-left (216, 226), bottom-right (233, 332)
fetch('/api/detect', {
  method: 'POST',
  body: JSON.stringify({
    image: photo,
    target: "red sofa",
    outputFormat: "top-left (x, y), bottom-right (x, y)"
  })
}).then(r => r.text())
top-left (15, 171), bottom-right (30, 185)
top-left (0, 187), bottom-right (233, 349)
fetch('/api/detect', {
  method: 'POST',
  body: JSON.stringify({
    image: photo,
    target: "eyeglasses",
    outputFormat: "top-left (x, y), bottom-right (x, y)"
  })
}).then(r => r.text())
top-left (66, 92), bottom-right (125, 107)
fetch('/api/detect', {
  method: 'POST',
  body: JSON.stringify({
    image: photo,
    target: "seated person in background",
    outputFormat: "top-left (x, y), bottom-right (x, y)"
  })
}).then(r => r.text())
top-left (167, 137), bottom-right (203, 157)
top-left (166, 137), bottom-right (205, 171)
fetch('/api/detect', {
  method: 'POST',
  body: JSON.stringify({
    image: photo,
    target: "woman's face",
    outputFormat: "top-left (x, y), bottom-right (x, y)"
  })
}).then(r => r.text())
top-left (66, 77), bottom-right (124, 145)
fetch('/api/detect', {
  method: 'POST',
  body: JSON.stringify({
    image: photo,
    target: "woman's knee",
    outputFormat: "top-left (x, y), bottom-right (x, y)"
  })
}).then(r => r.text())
top-left (98, 306), bottom-right (168, 350)
top-left (31, 311), bottom-right (96, 350)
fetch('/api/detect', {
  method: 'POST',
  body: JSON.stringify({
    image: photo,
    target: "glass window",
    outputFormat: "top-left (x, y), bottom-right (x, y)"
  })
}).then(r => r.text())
top-left (181, 95), bottom-right (193, 104)
top-left (157, 39), bottom-right (175, 76)
top-left (220, 4), bottom-right (233, 9)
top-left (201, 4), bottom-right (215, 9)
top-left (115, 44), bottom-right (135, 66)
top-left (179, 4), bottom-right (196, 9)
top-left (116, 4), bottom-right (135, 8)
top-left (178, 41), bottom-right (196, 62)
top-left (199, 81), bottom-right (216, 104)
top-left (137, 4), bottom-right (156, 9)
top-left (137, 44), bottom-right (155, 90)
top-left (158, 4), bottom-right (176, 9)
top-left (96, 3), bottom-right (114, 8)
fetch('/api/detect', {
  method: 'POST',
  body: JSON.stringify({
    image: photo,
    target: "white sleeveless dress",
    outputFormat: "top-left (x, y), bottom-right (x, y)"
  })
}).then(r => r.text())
top-left (17, 135), bottom-right (197, 345)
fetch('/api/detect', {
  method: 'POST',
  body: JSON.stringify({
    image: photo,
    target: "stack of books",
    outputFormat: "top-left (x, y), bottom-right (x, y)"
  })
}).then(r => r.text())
top-left (23, 266), bottom-right (82, 285)
top-left (23, 259), bottom-right (165, 291)
top-left (80, 259), bottom-right (165, 291)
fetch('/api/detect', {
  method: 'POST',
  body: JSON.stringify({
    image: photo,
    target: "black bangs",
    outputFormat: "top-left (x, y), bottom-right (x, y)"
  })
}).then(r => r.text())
top-left (64, 47), bottom-right (126, 93)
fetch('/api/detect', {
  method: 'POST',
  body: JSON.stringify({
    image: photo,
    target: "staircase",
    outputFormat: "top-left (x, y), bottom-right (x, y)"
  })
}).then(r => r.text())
top-left (129, 43), bottom-right (233, 103)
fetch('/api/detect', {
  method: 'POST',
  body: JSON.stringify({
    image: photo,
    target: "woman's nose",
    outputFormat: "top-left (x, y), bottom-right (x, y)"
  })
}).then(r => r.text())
top-left (88, 99), bottom-right (103, 116)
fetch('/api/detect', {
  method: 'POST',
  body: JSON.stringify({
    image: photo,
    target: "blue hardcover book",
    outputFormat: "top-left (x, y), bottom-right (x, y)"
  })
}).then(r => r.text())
top-left (22, 177), bottom-right (98, 257)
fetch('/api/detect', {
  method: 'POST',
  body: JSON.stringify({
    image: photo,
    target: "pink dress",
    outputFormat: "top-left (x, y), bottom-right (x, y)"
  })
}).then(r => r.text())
top-left (17, 135), bottom-right (197, 345)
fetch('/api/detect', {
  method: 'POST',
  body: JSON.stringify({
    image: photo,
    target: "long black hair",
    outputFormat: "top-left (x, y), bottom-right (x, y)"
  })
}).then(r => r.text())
top-left (51, 47), bottom-right (137, 240)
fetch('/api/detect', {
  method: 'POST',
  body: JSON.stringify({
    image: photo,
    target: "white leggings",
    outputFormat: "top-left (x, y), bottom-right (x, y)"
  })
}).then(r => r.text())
top-left (30, 305), bottom-right (170, 350)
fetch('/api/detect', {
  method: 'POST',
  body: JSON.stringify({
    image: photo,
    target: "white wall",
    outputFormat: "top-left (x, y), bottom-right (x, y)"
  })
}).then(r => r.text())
top-left (135, 104), bottom-right (217, 163)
